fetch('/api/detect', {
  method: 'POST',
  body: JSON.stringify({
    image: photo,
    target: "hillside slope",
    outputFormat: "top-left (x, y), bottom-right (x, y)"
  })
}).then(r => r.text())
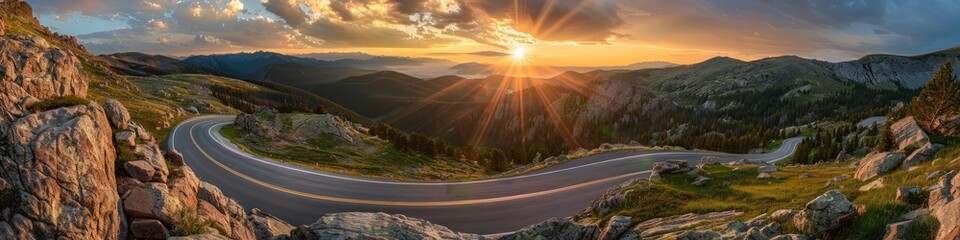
top-left (101, 52), bottom-right (209, 76)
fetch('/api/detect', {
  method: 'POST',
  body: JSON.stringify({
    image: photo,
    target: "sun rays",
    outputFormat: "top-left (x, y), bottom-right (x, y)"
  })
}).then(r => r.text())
top-left (384, 0), bottom-right (604, 155)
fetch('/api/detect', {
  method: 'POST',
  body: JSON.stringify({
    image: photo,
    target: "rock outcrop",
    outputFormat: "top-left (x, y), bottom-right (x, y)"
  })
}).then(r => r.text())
top-left (0, 33), bottom-right (119, 239)
top-left (653, 159), bottom-right (690, 174)
top-left (0, 3), bottom-right (277, 239)
top-left (793, 190), bottom-right (857, 235)
top-left (500, 217), bottom-right (597, 240)
top-left (902, 142), bottom-right (942, 170)
top-left (854, 152), bottom-right (906, 180)
top-left (249, 208), bottom-right (294, 240)
top-left (0, 35), bottom-right (88, 135)
top-left (598, 216), bottom-right (632, 240)
top-left (928, 171), bottom-right (960, 240)
top-left (890, 117), bottom-right (931, 151)
top-left (0, 103), bottom-right (120, 239)
top-left (290, 212), bottom-right (482, 240)
top-left (235, 108), bottom-right (366, 144)
top-left (932, 114), bottom-right (960, 137)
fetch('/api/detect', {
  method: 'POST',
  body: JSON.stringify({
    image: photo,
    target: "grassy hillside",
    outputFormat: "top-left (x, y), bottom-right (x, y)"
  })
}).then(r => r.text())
top-left (220, 112), bottom-right (491, 181)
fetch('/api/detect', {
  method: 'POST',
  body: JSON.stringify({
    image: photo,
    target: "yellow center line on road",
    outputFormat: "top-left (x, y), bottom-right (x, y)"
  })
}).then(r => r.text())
top-left (187, 123), bottom-right (647, 206)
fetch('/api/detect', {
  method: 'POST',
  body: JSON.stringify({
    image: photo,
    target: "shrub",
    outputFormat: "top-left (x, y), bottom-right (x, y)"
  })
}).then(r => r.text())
top-left (175, 208), bottom-right (226, 236)
top-left (29, 95), bottom-right (90, 113)
top-left (114, 145), bottom-right (139, 172)
top-left (905, 215), bottom-right (940, 240)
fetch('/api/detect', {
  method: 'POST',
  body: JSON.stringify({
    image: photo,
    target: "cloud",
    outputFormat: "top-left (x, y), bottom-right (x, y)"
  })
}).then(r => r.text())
top-left (429, 51), bottom-right (509, 57)
top-left (616, 0), bottom-right (960, 59)
top-left (26, 0), bottom-right (960, 60)
top-left (467, 0), bottom-right (625, 43)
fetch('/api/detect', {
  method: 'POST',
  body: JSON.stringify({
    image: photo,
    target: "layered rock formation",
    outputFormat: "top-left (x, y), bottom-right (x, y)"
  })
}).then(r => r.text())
top-left (289, 212), bottom-right (482, 240)
top-left (890, 117), bottom-right (931, 151)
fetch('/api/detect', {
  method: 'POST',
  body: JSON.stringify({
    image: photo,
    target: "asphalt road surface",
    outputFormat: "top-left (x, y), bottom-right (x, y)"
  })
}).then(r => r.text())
top-left (168, 115), bottom-right (803, 235)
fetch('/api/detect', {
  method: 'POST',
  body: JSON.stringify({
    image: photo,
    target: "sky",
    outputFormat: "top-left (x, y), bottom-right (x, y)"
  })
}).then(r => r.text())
top-left (26, 0), bottom-right (960, 66)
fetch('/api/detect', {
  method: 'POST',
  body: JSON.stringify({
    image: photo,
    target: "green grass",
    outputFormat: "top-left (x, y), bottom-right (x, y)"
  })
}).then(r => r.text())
top-left (175, 208), bottom-right (226, 236)
top-left (218, 124), bottom-right (492, 181)
top-left (578, 164), bottom-right (851, 226)
top-left (834, 144), bottom-right (960, 239)
top-left (28, 95), bottom-right (90, 112)
top-left (577, 143), bottom-right (960, 238)
top-left (906, 215), bottom-right (941, 240)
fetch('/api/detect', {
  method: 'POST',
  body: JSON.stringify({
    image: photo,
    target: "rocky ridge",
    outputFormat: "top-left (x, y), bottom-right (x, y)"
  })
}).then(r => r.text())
top-left (0, 13), bottom-right (481, 240)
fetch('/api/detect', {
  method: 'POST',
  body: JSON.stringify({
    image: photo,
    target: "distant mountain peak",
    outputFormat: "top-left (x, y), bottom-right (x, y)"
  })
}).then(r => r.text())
top-left (701, 56), bottom-right (743, 64)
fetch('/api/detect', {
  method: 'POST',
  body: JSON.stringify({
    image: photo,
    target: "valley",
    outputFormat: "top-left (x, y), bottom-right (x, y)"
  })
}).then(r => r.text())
top-left (2, 1), bottom-right (960, 240)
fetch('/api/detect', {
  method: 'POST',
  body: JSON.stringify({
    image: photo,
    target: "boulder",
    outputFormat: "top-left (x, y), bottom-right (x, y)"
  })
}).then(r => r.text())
top-left (901, 143), bottom-right (941, 170)
top-left (653, 160), bottom-right (689, 174)
top-left (882, 220), bottom-right (913, 240)
top-left (769, 210), bottom-right (799, 221)
top-left (700, 156), bottom-right (720, 165)
top-left (890, 117), bottom-right (930, 151)
top-left (0, 104), bottom-right (119, 239)
top-left (194, 182), bottom-right (256, 240)
top-left (249, 208), bottom-right (294, 240)
top-left (648, 172), bottom-right (662, 181)
top-left (134, 144), bottom-right (170, 182)
top-left (122, 183), bottom-right (183, 227)
top-left (184, 106), bottom-right (200, 114)
top-left (933, 114), bottom-right (960, 137)
top-left (117, 177), bottom-right (143, 196)
top-left (675, 230), bottom-right (721, 240)
top-left (630, 211), bottom-right (741, 238)
top-left (666, 159), bottom-right (690, 168)
top-left (165, 150), bottom-right (185, 166)
top-left (854, 152), bottom-right (906, 180)
top-left (859, 177), bottom-right (886, 192)
top-left (758, 165), bottom-right (778, 173)
top-left (825, 174), bottom-right (850, 186)
top-left (757, 173), bottom-right (772, 180)
top-left (115, 130), bottom-right (136, 146)
top-left (895, 186), bottom-right (921, 203)
top-left (124, 160), bottom-right (157, 182)
top-left (598, 216), bottom-right (632, 240)
top-left (928, 171), bottom-right (960, 240)
top-left (103, 98), bottom-right (131, 129)
top-left (928, 170), bottom-right (945, 180)
top-left (130, 218), bottom-right (169, 240)
top-left (290, 212), bottom-right (482, 240)
top-left (692, 176), bottom-right (711, 186)
top-left (743, 222), bottom-right (781, 240)
top-left (793, 190), bottom-right (857, 234)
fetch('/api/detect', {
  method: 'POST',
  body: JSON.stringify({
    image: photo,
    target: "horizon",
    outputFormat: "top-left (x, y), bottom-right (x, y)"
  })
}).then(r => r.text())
top-left (27, 0), bottom-right (960, 66)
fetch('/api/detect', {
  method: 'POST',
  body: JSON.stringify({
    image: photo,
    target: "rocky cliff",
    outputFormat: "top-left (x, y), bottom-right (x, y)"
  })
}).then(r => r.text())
top-left (0, 25), bottom-right (258, 239)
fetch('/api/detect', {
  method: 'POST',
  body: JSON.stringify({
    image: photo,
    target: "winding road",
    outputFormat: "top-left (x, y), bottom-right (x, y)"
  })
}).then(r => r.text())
top-left (168, 115), bottom-right (803, 235)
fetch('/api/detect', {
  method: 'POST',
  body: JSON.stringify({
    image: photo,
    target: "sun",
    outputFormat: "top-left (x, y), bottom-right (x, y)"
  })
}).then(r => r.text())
top-left (510, 46), bottom-right (527, 60)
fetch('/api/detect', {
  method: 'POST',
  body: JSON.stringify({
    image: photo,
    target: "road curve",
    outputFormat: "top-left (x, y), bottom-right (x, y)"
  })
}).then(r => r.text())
top-left (168, 115), bottom-right (803, 235)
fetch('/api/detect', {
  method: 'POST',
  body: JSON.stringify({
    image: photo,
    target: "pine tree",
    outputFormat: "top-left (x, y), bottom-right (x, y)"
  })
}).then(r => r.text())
top-left (910, 62), bottom-right (960, 131)
top-left (876, 120), bottom-right (894, 151)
